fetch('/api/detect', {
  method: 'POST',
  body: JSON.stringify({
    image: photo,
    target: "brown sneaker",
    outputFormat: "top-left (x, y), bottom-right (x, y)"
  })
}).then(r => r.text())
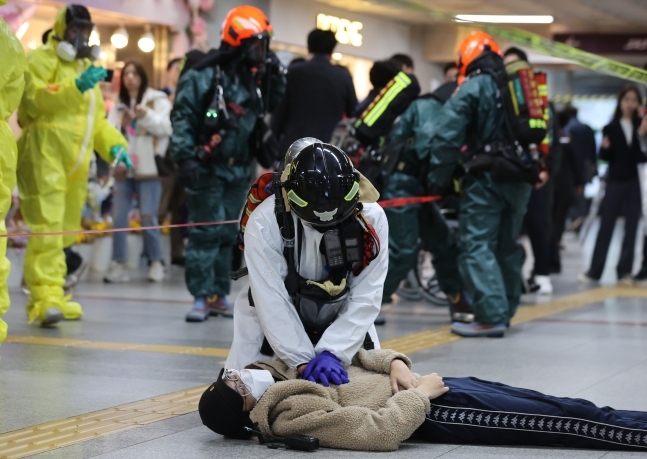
top-left (207, 295), bottom-right (234, 318)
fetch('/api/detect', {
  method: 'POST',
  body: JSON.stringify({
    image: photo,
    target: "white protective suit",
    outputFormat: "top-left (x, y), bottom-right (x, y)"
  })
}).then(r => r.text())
top-left (225, 195), bottom-right (389, 370)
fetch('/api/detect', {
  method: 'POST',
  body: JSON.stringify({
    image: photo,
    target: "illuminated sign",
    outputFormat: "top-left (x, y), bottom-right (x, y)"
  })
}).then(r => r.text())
top-left (316, 13), bottom-right (363, 47)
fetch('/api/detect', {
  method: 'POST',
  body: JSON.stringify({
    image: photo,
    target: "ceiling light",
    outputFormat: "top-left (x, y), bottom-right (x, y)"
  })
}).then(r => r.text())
top-left (89, 28), bottom-right (100, 46)
top-left (138, 26), bottom-right (155, 53)
top-left (111, 25), bottom-right (128, 49)
top-left (16, 21), bottom-right (30, 39)
top-left (454, 15), bottom-right (554, 24)
top-left (332, 52), bottom-right (343, 61)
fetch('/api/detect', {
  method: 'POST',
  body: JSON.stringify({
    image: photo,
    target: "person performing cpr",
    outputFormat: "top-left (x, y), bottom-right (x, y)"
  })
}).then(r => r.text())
top-left (225, 138), bottom-right (388, 386)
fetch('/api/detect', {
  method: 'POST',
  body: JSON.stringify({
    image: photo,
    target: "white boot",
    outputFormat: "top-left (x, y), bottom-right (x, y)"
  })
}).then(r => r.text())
top-left (104, 261), bottom-right (130, 283)
top-left (147, 260), bottom-right (165, 282)
top-left (535, 275), bottom-right (553, 295)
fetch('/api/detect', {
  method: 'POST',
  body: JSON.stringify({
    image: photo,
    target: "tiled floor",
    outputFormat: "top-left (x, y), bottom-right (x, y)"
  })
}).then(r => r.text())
top-left (1, 231), bottom-right (646, 458)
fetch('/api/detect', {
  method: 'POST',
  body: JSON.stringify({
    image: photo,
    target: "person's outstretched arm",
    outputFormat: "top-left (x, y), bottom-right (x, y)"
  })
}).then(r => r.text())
top-left (313, 204), bottom-right (389, 364)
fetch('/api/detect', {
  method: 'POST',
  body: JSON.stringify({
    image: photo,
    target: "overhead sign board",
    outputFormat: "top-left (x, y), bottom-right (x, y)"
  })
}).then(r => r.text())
top-left (554, 34), bottom-right (647, 55)
top-left (316, 13), bottom-right (363, 47)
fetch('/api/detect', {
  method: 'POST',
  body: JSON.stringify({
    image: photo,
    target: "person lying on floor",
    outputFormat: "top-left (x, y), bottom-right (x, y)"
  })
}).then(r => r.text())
top-left (199, 348), bottom-right (647, 452)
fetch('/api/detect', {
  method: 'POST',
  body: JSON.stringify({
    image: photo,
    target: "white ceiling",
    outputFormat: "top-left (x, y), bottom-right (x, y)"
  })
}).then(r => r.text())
top-left (314, 0), bottom-right (647, 33)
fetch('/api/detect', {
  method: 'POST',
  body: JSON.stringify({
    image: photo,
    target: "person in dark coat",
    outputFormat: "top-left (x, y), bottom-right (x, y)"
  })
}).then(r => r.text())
top-left (562, 104), bottom-right (598, 228)
top-left (549, 110), bottom-right (587, 274)
top-left (580, 85), bottom-right (647, 285)
top-left (271, 29), bottom-right (357, 154)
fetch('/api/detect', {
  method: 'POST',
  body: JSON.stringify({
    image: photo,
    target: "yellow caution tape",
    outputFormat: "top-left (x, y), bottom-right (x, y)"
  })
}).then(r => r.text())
top-left (480, 26), bottom-right (647, 84)
top-left (382, 1), bottom-right (647, 84)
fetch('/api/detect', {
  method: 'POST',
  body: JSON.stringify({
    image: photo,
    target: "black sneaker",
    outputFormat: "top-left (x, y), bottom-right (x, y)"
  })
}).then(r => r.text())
top-left (374, 313), bottom-right (386, 325)
top-left (171, 257), bottom-right (186, 267)
top-left (522, 277), bottom-right (540, 294)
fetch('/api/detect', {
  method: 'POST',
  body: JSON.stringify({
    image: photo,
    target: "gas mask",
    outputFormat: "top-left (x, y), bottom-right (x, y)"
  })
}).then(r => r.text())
top-left (238, 369), bottom-right (275, 400)
top-left (56, 20), bottom-right (100, 62)
top-left (243, 35), bottom-right (269, 69)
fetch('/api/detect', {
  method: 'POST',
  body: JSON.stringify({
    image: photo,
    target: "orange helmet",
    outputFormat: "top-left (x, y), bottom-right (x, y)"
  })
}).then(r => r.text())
top-left (456, 31), bottom-right (501, 78)
top-left (221, 5), bottom-right (272, 47)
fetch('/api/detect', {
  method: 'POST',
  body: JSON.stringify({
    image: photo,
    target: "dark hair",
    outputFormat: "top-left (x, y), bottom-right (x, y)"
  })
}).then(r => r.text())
top-left (504, 46), bottom-right (529, 63)
top-left (443, 62), bottom-right (457, 75)
top-left (308, 29), bottom-right (337, 55)
top-left (563, 104), bottom-right (578, 118)
top-left (613, 85), bottom-right (643, 120)
top-left (167, 58), bottom-right (182, 72)
top-left (369, 60), bottom-right (400, 89)
top-left (390, 53), bottom-right (414, 70)
top-left (119, 61), bottom-right (149, 105)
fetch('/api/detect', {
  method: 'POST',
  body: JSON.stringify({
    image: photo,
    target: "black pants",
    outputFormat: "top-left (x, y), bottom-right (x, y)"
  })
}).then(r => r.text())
top-left (415, 377), bottom-right (647, 451)
top-left (587, 178), bottom-right (641, 279)
top-left (549, 185), bottom-right (576, 273)
top-left (523, 188), bottom-right (550, 276)
top-left (64, 247), bottom-right (82, 276)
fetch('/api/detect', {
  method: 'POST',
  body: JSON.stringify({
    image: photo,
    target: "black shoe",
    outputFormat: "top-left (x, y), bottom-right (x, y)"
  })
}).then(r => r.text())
top-left (447, 292), bottom-right (474, 323)
top-left (522, 277), bottom-right (540, 294)
top-left (374, 313), bottom-right (386, 325)
top-left (171, 257), bottom-right (186, 267)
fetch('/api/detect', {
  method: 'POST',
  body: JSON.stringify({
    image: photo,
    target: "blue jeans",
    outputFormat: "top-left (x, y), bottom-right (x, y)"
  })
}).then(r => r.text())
top-left (112, 178), bottom-right (162, 263)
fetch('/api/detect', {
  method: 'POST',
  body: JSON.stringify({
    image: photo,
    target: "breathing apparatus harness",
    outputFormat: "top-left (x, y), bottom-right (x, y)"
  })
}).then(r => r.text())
top-left (233, 172), bottom-right (381, 356)
top-left (194, 38), bottom-right (280, 168)
top-left (461, 49), bottom-right (543, 184)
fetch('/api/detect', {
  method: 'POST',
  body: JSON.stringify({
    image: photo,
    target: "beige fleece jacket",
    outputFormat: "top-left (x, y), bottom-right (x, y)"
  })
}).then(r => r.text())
top-left (247, 349), bottom-right (430, 452)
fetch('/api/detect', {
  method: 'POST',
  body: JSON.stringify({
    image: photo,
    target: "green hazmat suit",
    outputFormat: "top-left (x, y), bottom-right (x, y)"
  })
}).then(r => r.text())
top-left (429, 69), bottom-right (531, 325)
top-left (171, 51), bottom-right (285, 300)
top-left (17, 7), bottom-right (127, 323)
top-left (0, 5), bottom-right (26, 341)
top-left (381, 96), bottom-right (463, 301)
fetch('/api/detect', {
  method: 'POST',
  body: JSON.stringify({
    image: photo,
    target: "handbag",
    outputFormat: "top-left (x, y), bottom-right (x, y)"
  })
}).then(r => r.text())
top-left (131, 134), bottom-right (158, 178)
top-left (131, 99), bottom-right (166, 178)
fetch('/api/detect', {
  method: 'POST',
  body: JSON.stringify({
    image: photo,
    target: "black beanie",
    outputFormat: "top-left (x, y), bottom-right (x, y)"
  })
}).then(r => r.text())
top-left (198, 369), bottom-right (253, 438)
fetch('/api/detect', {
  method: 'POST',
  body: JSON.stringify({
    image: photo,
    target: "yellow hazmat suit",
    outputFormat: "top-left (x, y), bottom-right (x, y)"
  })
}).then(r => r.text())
top-left (17, 6), bottom-right (126, 323)
top-left (0, 2), bottom-right (26, 341)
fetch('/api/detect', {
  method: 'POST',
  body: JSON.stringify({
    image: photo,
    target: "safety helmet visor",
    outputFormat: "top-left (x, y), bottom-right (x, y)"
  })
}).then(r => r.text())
top-left (242, 33), bottom-right (269, 65)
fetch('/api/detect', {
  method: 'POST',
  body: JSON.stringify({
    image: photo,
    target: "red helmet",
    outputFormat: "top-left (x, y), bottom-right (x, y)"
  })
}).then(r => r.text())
top-left (456, 31), bottom-right (501, 78)
top-left (221, 5), bottom-right (272, 47)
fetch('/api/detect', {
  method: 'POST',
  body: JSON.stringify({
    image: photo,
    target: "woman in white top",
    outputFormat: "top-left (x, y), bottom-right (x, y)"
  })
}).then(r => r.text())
top-left (105, 61), bottom-right (172, 283)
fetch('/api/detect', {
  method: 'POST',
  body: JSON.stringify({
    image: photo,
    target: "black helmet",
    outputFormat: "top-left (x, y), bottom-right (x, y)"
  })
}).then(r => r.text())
top-left (285, 141), bottom-right (360, 227)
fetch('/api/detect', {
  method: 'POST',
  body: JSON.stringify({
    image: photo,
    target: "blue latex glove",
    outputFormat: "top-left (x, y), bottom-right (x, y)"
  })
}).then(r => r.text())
top-left (110, 145), bottom-right (133, 170)
top-left (75, 66), bottom-right (107, 94)
top-left (302, 351), bottom-right (349, 387)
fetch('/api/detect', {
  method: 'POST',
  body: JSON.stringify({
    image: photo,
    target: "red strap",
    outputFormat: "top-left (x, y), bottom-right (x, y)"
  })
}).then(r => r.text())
top-left (353, 213), bottom-right (381, 276)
